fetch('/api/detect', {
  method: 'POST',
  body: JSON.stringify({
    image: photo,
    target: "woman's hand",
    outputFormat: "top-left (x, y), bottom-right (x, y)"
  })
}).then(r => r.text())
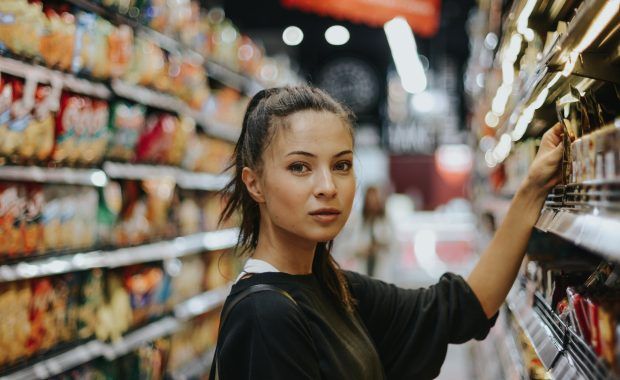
top-left (522, 122), bottom-right (564, 194)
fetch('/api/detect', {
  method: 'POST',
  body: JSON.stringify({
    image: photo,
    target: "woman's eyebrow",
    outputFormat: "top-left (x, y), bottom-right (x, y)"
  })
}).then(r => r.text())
top-left (285, 150), bottom-right (353, 158)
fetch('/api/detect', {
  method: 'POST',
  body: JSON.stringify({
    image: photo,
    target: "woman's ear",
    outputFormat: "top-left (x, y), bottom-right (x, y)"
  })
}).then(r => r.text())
top-left (241, 167), bottom-right (265, 203)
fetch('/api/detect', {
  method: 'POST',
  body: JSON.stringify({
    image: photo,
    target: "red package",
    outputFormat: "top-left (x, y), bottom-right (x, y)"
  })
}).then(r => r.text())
top-left (53, 92), bottom-right (86, 164)
top-left (587, 298), bottom-right (602, 355)
top-left (567, 287), bottom-right (591, 342)
top-left (135, 113), bottom-right (178, 165)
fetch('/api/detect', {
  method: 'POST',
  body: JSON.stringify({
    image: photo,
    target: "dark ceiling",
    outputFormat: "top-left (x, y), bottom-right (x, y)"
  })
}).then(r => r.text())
top-left (212, 0), bottom-right (475, 128)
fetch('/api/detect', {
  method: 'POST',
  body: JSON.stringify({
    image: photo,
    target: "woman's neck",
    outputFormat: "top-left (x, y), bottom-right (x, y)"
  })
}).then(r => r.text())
top-left (252, 223), bottom-right (316, 275)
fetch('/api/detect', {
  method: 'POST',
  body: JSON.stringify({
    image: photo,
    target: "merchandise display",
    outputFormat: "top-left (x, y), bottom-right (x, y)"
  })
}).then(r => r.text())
top-left (470, 0), bottom-right (619, 378)
top-left (0, 2), bottom-right (277, 378)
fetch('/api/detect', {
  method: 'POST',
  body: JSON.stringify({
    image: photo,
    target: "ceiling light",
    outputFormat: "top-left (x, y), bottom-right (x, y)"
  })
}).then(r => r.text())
top-left (282, 26), bottom-right (304, 46)
top-left (384, 17), bottom-right (427, 94)
top-left (325, 25), bottom-right (350, 46)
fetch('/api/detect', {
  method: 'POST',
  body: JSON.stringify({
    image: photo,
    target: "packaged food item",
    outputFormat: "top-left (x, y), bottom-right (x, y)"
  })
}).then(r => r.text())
top-left (108, 24), bottom-right (133, 78)
top-left (0, 281), bottom-right (32, 365)
top-left (106, 101), bottom-right (146, 162)
top-left (135, 113), bottom-right (179, 165)
top-left (27, 276), bottom-right (57, 355)
top-left (41, 185), bottom-right (63, 252)
top-left (167, 115), bottom-right (195, 166)
top-left (17, 85), bottom-right (60, 163)
top-left (178, 191), bottom-right (201, 236)
top-left (80, 98), bottom-right (110, 165)
top-left (114, 180), bottom-right (149, 246)
top-left (142, 178), bottom-right (177, 240)
top-left (72, 13), bottom-right (113, 79)
top-left (168, 254), bottom-right (205, 307)
top-left (0, 76), bottom-right (35, 160)
top-left (78, 269), bottom-right (105, 339)
top-left (53, 92), bottom-right (85, 164)
top-left (73, 187), bottom-right (99, 249)
top-left (123, 37), bottom-right (166, 88)
top-left (40, 5), bottom-right (76, 71)
top-left (96, 271), bottom-right (132, 342)
top-left (22, 184), bottom-right (45, 256)
top-left (97, 181), bottom-right (122, 246)
top-left (0, 0), bottom-right (45, 58)
top-left (123, 265), bottom-right (166, 326)
top-left (0, 183), bottom-right (24, 259)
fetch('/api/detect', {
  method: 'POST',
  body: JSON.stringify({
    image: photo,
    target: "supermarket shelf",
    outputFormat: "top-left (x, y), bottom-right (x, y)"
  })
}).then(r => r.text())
top-left (64, 0), bottom-right (263, 96)
top-left (0, 228), bottom-right (239, 282)
top-left (0, 166), bottom-right (107, 187)
top-left (0, 56), bottom-right (111, 99)
top-left (0, 340), bottom-right (104, 380)
top-left (101, 317), bottom-right (180, 360)
top-left (205, 60), bottom-right (264, 95)
top-left (103, 161), bottom-right (232, 191)
top-left (495, 0), bottom-right (619, 138)
top-left (535, 208), bottom-right (620, 261)
top-left (175, 285), bottom-right (230, 321)
top-left (110, 79), bottom-right (186, 114)
top-left (507, 289), bottom-right (616, 379)
top-left (169, 347), bottom-right (216, 380)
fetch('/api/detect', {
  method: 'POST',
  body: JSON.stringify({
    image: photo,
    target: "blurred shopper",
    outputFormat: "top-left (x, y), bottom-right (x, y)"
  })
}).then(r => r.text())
top-left (355, 186), bottom-right (395, 278)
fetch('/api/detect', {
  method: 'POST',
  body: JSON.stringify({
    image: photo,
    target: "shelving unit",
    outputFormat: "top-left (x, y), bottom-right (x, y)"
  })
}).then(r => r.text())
top-left (506, 288), bottom-right (614, 379)
top-left (0, 166), bottom-right (107, 187)
top-left (0, 228), bottom-right (239, 282)
top-left (0, 285), bottom-right (230, 379)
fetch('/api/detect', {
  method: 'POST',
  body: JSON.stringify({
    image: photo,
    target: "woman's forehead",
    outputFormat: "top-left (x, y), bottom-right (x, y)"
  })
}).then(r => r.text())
top-left (272, 110), bottom-right (353, 150)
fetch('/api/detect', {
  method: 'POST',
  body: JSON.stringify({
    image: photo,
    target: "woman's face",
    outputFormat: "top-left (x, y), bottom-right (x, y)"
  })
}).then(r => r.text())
top-left (256, 110), bottom-right (356, 244)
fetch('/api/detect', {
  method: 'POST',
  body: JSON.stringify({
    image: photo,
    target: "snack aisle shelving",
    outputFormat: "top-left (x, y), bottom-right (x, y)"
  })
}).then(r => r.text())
top-left (468, 0), bottom-right (620, 378)
top-left (0, 0), bottom-right (295, 377)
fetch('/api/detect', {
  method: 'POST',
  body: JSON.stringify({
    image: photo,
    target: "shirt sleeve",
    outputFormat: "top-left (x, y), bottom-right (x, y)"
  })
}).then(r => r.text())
top-left (216, 291), bottom-right (321, 380)
top-left (345, 271), bottom-right (497, 379)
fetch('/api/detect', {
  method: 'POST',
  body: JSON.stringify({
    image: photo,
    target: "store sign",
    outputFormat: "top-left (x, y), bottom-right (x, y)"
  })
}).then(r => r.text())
top-left (387, 123), bottom-right (435, 154)
top-left (281, 0), bottom-right (442, 37)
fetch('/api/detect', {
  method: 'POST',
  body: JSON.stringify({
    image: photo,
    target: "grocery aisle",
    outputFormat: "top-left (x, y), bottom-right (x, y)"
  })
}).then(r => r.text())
top-left (1, 0), bottom-right (619, 379)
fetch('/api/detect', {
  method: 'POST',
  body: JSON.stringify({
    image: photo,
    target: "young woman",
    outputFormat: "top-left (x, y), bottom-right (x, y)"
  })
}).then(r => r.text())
top-left (210, 86), bottom-right (564, 379)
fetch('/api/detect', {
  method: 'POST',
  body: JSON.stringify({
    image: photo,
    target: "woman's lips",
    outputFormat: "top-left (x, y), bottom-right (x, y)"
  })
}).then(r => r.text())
top-left (309, 209), bottom-right (341, 223)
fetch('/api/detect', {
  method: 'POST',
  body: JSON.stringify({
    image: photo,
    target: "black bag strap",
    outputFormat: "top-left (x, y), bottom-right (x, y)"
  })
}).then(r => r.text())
top-left (210, 284), bottom-right (300, 380)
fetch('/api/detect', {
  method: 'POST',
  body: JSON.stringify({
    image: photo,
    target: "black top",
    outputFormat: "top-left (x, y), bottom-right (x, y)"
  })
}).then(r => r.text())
top-left (213, 271), bottom-right (496, 380)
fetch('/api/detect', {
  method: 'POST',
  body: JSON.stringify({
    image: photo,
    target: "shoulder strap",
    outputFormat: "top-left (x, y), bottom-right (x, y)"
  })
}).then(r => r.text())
top-left (210, 284), bottom-right (300, 380)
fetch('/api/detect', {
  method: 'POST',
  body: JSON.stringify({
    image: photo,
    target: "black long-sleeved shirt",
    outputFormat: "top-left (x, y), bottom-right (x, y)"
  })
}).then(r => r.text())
top-left (212, 271), bottom-right (496, 379)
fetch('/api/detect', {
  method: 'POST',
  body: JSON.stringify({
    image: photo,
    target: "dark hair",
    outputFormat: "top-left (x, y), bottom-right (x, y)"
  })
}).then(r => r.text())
top-left (218, 85), bottom-right (356, 312)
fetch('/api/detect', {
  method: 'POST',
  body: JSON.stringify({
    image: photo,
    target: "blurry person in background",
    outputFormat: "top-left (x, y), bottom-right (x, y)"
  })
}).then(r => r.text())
top-left (354, 186), bottom-right (396, 279)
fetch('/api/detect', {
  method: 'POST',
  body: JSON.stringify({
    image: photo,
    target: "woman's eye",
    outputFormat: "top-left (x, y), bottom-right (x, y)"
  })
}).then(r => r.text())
top-left (289, 162), bottom-right (309, 173)
top-left (334, 161), bottom-right (352, 171)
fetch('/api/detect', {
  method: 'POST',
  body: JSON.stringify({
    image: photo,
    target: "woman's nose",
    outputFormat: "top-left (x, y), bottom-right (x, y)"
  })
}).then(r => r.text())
top-left (314, 168), bottom-right (337, 198)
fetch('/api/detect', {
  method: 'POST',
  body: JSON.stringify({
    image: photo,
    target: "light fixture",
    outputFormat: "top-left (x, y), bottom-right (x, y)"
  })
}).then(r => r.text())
top-left (282, 26), bottom-right (304, 46)
top-left (384, 17), bottom-right (427, 94)
top-left (484, 33), bottom-right (498, 50)
top-left (325, 25), bottom-right (350, 46)
top-left (484, 111), bottom-right (499, 128)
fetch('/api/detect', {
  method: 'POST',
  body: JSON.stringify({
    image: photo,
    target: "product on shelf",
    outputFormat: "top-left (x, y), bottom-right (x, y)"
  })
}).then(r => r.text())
top-left (0, 0), bottom-right (45, 58)
top-left (0, 280), bottom-right (32, 367)
top-left (167, 254), bottom-right (206, 307)
top-left (96, 270), bottom-right (132, 342)
top-left (0, 75), bottom-right (32, 160)
top-left (77, 268), bottom-right (106, 340)
top-left (0, 183), bottom-right (24, 259)
top-left (97, 180), bottom-right (122, 246)
top-left (106, 101), bottom-right (146, 162)
top-left (40, 4), bottom-right (76, 72)
top-left (135, 112), bottom-right (180, 165)
top-left (168, 313), bottom-right (219, 373)
top-left (19, 84), bottom-right (57, 163)
top-left (122, 264), bottom-right (170, 326)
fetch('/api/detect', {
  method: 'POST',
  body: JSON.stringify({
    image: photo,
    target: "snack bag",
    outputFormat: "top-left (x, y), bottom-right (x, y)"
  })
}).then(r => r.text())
top-left (142, 178), bottom-right (177, 239)
top-left (135, 113), bottom-right (178, 165)
top-left (41, 185), bottom-right (63, 252)
top-left (123, 265), bottom-right (165, 326)
top-left (40, 6), bottom-right (76, 71)
top-left (78, 269), bottom-right (105, 339)
top-left (0, 75), bottom-right (15, 159)
top-left (0, 184), bottom-right (23, 259)
top-left (1, 76), bottom-right (34, 160)
top-left (106, 101), bottom-right (146, 162)
top-left (80, 98), bottom-right (110, 165)
top-left (167, 115), bottom-right (195, 166)
top-left (22, 184), bottom-right (44, 256)
top-left (53, 92), bottom-right (85, 164)
top-left (0, 0), bottom-right (45, 58)
top-left (18, 84), bottom-right (57, 163)
top-left (27, 277), bottom-right (57, 355)
top-left (108, 24), bottom-right (133, 78)
top-left (0, 281), bottom-right (32, 365)
top-left (97, 181), bottom-right (122, 246)
top-left (114, 180), bottom-right (150, 246)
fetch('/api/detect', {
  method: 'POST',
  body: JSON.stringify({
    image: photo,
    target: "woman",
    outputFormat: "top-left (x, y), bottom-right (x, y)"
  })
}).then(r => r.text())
top-left (210, 86), bottom-right (563, 379)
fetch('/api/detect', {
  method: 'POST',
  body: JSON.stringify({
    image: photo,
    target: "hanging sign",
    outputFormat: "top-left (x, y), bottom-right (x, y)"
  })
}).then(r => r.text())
top-left (281, 0), bottom-right (442, 37)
